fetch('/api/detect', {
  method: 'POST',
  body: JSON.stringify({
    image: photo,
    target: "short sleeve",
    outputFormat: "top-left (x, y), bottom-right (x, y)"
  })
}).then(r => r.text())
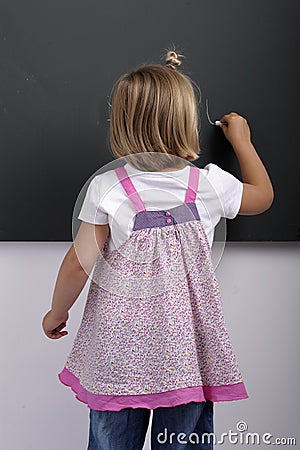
top-left (203, 163), bottom-right (243, 219)
top-left (77, 176), bottom-right (109, 224)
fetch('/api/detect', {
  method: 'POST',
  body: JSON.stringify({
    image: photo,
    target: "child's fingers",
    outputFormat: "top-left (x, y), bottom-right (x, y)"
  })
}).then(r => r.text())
top-left (219, 118), bottom-right (229, 131)
top-left (219, 113), bottom-right (246, 133)
top-left (49, 329), bottom-right (68, 339)
top-left (53, 322), bottom-right (68, 335)
top-left (220, 112), bottom-right (238, 123)
top-left (43, 319), bottom-right (68, 339)
top-left (54, 330), bottom-right (68, 338)
top-left (55, 331), bottom-right (68, 337)
top-left (56, 321), bottom-right (67, 331)
top-left (218, 112), bottom-right (251, 147)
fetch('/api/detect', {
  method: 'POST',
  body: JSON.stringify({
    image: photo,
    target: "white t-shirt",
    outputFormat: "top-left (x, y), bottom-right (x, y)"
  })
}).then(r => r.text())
top-left (77, 162), bottom-right (243, 251)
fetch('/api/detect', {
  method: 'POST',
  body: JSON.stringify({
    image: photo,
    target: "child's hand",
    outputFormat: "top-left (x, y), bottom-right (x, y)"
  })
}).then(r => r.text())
top-left (42, 310), bottom-right (69, 339)
top-left (219, 112), bottom-right (251, 149)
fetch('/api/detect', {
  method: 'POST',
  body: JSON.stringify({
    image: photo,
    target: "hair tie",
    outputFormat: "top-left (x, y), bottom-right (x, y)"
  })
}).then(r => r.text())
top-left (165, 51), bottom-right (182, 70)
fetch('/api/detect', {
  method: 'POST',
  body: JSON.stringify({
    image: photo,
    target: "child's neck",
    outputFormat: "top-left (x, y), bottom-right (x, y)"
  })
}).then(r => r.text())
top-left (159, 162), bottom-right (188, 171)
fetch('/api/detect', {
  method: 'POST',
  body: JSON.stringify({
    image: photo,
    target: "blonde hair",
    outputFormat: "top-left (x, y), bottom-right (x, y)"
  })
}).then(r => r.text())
top-left (109, 50), bottom-right (201, 170)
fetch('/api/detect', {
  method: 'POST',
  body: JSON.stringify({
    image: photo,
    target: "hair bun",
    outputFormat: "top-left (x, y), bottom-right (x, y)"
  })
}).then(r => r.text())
top-left (165, 50), bottom-right (182, 70)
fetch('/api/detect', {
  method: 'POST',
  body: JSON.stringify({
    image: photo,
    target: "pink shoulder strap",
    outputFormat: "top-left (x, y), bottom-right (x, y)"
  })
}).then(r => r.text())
top-left (115, 166), bottom-right (146, 213)
top-left (185, 166), bottom-right (200, 203)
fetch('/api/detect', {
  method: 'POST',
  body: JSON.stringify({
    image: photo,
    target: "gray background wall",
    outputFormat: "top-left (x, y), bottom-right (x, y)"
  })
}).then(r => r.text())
top-left (1, 242), bottom-right (299, 449)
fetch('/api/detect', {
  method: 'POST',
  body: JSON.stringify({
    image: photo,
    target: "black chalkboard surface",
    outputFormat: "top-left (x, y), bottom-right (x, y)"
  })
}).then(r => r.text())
top-left (0, 0), bottom-right (299, 241)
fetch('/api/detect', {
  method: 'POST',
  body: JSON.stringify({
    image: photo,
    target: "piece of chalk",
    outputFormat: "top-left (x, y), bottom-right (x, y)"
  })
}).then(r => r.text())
top-left (215, 121), bottom-right (222, 127)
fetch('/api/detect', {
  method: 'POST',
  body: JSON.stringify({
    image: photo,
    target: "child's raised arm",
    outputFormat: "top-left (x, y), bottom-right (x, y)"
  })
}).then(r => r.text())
top-left (220, 112), bottom-right (274, 215)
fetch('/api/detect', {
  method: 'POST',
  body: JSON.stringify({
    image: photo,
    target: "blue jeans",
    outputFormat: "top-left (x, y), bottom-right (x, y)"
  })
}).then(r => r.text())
top-left (87, 400), bottom-right (214, 450)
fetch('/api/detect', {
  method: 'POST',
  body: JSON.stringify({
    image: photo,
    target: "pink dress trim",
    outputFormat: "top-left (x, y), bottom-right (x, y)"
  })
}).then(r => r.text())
top-left (115, 166), bottom-right (146, 212)
top-left (185, 166), bottom-right (200, 203)
top-left (58, 367), bottom-right (248, 412)
top-left (115, 165), bottom-right (200, 209)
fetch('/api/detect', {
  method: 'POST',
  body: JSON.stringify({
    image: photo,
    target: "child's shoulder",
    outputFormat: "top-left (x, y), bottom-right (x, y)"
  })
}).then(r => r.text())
top-left (200, 162), bottom-right (221, 175)
top-left (200, 162), bottom-right (239, 183)
top-left (199, 163), bottom-right (243, 203)
top-left (199, 162), bottom-right (226, 184)
top-left (89, 162), bottom-right (238, 190)
top-left (89, 167), bottom-right (120, 187)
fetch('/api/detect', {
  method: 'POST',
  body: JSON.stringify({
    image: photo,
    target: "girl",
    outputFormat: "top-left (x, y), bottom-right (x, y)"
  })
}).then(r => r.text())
top-left (42, 50), bottom-right (274, 450)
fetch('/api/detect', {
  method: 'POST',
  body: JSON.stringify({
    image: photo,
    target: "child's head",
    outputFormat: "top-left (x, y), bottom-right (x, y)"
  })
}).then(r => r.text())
top-left (109, 50), bottom-right (201, 167)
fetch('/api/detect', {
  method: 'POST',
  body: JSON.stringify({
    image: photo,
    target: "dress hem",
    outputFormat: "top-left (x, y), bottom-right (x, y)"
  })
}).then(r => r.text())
top-left (58, 367), bottom-right (249, 411)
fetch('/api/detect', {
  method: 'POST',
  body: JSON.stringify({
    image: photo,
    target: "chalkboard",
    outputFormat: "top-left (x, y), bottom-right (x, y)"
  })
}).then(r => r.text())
top-left (1, 0), bottom-right (299, 241)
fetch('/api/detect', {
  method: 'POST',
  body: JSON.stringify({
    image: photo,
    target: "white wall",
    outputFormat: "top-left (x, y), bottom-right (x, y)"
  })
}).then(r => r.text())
top-left (1, 242), bottom-right (299, 449)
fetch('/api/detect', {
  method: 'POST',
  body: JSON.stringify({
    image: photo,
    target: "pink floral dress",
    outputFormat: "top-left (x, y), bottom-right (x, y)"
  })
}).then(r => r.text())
top-left (58, 165), bottom-right (248, 411)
